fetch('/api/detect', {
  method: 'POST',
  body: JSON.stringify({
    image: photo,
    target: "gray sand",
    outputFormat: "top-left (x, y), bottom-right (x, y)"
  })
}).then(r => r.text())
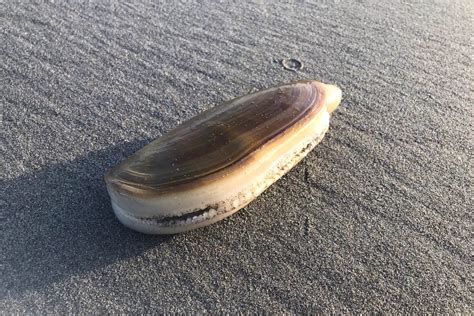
top-left (1, 0), bottom-right (472, 313)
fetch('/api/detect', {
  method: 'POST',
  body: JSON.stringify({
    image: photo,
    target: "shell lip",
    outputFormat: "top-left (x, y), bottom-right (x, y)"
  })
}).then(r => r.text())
top-left (111, 197), bottom-right (226, 233)
top-left (105, 80), bottom-right (340, 197)
top-left (136, 206), bottom-right (215, 226)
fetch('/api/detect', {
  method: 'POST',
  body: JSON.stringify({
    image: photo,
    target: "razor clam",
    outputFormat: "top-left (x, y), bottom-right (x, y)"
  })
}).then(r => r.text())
top-left (105, 80), bottom-right (342, 234)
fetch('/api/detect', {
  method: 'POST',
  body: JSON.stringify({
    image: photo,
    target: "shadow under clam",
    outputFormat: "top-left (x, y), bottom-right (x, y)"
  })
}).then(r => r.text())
top-left (2, 140), bottom-right (174, 296)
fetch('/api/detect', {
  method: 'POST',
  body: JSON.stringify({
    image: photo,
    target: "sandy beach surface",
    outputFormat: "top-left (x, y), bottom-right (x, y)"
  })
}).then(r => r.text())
top-left (1, 0), bottom-right (472, 313)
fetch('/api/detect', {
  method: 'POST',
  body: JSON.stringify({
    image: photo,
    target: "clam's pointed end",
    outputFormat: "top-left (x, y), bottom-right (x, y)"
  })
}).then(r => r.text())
top-left (320, 83), bottom-right (342, 113)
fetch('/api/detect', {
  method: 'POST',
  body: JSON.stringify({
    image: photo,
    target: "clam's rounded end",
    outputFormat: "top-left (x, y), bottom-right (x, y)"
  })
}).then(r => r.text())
top-left (321, 83), bottom-right (342, 113)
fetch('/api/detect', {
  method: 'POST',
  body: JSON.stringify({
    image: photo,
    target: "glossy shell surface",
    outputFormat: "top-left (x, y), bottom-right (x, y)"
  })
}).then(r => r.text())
top-left (109, 81), bottom-right (319, 192)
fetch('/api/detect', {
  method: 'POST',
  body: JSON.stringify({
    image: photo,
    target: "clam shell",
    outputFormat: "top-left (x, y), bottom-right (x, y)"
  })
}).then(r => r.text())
top-left (105, 80), bottom-right (342, 234)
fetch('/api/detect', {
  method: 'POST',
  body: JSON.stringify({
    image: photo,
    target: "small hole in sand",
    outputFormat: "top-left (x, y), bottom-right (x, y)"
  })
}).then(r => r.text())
top-left (280, 58), bottom-right (303, 71)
